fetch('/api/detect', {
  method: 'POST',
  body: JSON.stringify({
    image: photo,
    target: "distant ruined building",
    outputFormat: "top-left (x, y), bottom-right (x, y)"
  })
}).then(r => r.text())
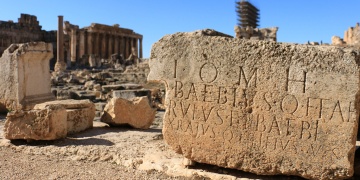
top-left (332, 23), bottom-right (360, 47)
top-left (0, 14), bottom-right (143, 69)
top-left (234, 0), bottom-right (278, 41)
top-left (0, 14), bottom-right (56, 55)
top-left (62, 20), bottom-right (143, 68)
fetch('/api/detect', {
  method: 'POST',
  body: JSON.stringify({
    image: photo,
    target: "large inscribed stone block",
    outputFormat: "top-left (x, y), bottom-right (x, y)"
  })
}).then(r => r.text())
top-left (147, 29), bottom-right (360, 179)
top-left (0, 42), bottom-right (55, 112)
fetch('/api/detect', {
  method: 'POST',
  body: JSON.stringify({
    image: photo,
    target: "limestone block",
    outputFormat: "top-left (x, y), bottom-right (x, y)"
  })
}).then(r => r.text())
top-left (147, 29), bottom-right (360, 179)
top-left (101, 97), bottom-right (156, 129)
top-left (4, 105), bottom-right (67, 140)
top-left (34, 100), bottom-right (95, 134)
top-left (93, 84), bottom-right (102, 91)
top-left (331, 36), bottom-right (345, 46)
top-left (84, 80), bottom-right (96, 90)
top-left (0, 42), bottom-right (55, 112)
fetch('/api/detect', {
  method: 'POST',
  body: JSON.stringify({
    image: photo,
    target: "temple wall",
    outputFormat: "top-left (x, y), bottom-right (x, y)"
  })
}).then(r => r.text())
top-left (0, 14), bottom-right (56, 55)
top-left (63, 22), bottom-right (143, 66)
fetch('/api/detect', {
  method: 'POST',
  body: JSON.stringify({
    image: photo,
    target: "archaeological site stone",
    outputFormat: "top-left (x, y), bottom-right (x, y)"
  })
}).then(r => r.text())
top-left (101, 97), bottom-right (156, 129)
top-left (0, 42), bottom-right (55, 112)
top-left (112, 89), bottom-right (151, 101)
top-left (34, 100), bottom-right (95, 134)
top-left (4, 104), bottom-right (67, 140)
top-left (147, 29), bottom-right (360, 179)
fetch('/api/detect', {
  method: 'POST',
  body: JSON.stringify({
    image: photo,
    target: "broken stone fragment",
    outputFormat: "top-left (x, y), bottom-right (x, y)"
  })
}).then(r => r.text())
top-left (101, 97), bottom-right (156, 129)
top-left (34, 99), bottom-right (95, 135)
top-left (147, 29), bottom-right (360, 179)
top-left (4, 104), bottom-right (67, 140)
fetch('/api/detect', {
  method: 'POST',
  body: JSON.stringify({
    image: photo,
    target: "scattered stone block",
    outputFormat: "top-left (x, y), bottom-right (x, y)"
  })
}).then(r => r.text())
top-left (102, 83), bottom-right (143, 93)
top-left (101, 97), bottom-right (156, 129)
top-left (147, 29), bottom-right (360, 179)
top-left (4, 104), bottom-right (67, 140)
top-left (112, 89), bottom-right (151, 101)
top-left (93, 84), bottom-right (102, 91)
top-left (34, 99), bottom-right (95, 135)
top-left (0, 42), bottom-right (55, 112)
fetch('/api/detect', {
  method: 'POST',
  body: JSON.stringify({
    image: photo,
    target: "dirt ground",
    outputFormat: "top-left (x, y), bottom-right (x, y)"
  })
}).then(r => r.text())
top-left (0, 112), bottom-right (359, 180)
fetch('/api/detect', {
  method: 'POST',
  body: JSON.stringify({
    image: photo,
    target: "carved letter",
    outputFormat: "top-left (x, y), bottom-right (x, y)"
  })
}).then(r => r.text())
top-left (268, 116), bottom-right (281, 135)
top-left (185, 83), bottom-right (198, 101)
top-left (330, 100), bottom-right (344, 122)
top-left (175, 81), bottom-right (183, 98)
top-left (306, 97), bottom-right (328, 118)
top-left (202, 106), bottom-right (214, 122)
top-left (199, 63), bottom-right (218, 83)
top-left (280, 94), bottom-right (299, 114)
top-left (285, 68), bottom-right (307, 93)
top-left (237, 66), bottom-right (258, 88)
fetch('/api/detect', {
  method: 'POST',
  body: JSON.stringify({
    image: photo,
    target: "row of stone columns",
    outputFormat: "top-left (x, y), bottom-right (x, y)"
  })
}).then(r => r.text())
top-left (77, 31), bottom-right (142, 60)
top-left (56, 15), bottom-right (143, 71)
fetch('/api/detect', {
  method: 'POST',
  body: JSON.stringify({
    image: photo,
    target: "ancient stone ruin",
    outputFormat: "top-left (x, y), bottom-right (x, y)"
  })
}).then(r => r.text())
top-left (234, 26), bottom-right (278, 41)
top-left (0, 42), bottom-right (55, 112)
top-left (0, 14), bottom-right (56, 54)
top-left (63, 21), bottom-right (143, 68)
top-left (0, 14), bottom-right (143, 70)
top-left (148, 29), bottom-right (359, 179)
top-left (332, 23), bottom-right (360, 47)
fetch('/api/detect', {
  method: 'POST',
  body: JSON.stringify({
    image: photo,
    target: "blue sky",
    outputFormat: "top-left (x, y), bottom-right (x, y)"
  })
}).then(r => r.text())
top-left (1, 1), bottom-right (359, 58)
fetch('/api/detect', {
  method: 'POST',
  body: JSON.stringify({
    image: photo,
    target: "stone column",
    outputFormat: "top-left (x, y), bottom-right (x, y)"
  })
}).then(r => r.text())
top-left (139, 38), bottom-right (143, 58)
top-left (79, 30), bottom-right (86, 59)
top-left (120, 36), bottom-right (124, 57)
top-left (101, 34), bottom-right (107, 59)
top-left (87, 32), bottom-right (93, 55)
top-left (108, 35), bottom-right (113, 58)
top-left (135, 38), bottom-right (138, 58)
top-left (114, 36), bottom-right (119, 54)
top-left (70, 28), bottom-right (77, 66)
top-left (54, 15), bottom-right (66, 72)
top-left (130, 38), bottom-right (135, 54)
top-left (95, 32), bottom-right (100, 56)
top-left (125, 37), bottom-right (129, 59)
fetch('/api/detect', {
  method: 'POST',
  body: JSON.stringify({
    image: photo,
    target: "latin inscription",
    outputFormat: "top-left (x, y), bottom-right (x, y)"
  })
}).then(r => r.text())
top-left (166, 62), bottom-right (357, 160)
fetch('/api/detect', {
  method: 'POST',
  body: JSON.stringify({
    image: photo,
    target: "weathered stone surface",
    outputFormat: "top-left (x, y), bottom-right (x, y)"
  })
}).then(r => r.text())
top-left (101, 97), bottom-right (156, 129)
top-left (4, 104), bottom-right (67, 140)
top-left (147, 29), bottom-right (360, 179)
top-left (331, 36), bottom-right (345, 46)
top-left (0, 42), bottom-right (55, 112)
top-left (34, 100), bottom-right (95, 134)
